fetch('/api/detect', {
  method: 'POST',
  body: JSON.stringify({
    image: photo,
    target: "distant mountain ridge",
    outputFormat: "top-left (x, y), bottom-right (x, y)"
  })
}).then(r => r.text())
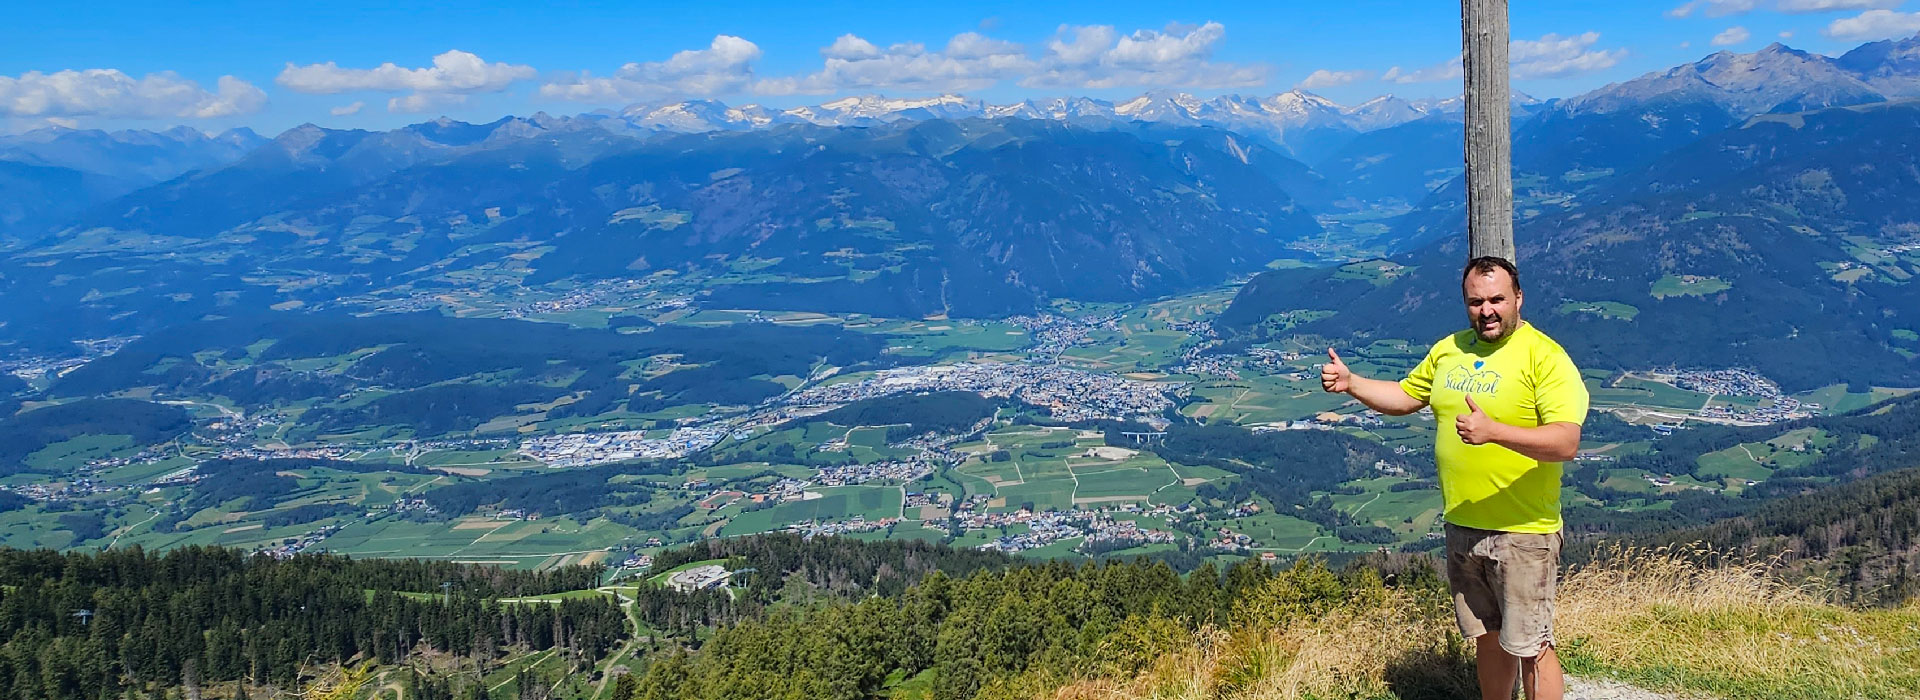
top-left (0, 125), bottom-right (266, 183)
top-left (0, 126), bottom-right (268, 237)
top-left (598, 88), bottom-right (1543, 165)
top-left (0, 87), bottom-right (1524, 239)
top-left (1568, 37), bottom-right (1920, 118)
top-left (0, 118), bottom-right (1326, 347)
top-left (1220, 97), bottom-right (1920, 392)
top-left (11, 34), bottom-right (1920, 362)
top-left (605, 88), bottom-right (1537, 134)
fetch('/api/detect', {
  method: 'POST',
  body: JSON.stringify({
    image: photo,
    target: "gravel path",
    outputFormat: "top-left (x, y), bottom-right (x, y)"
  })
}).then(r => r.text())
top-left (1567, 676), bottom-right (1697, 700)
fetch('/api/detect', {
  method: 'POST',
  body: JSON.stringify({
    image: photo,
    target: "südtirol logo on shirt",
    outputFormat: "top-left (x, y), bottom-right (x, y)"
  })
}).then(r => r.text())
top-left (1444, 360), bottom-right (1502, 394)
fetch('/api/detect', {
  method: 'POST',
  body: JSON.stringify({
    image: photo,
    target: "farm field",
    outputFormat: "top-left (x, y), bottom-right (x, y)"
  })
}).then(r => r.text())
top-left (720, 486), bottom-right (903, 536)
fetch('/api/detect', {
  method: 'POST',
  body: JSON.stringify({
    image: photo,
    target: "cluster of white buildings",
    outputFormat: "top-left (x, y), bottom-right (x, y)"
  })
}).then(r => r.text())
top-left (787, 362), bottom-right (1176, 424)
top-left (1174, 352), bottom-right (1239, 380)
top-left (1664, 368), bottom-right (1810, 423)
top-left (666, 564), bottom-right (732, 593)
top-left (1671, 368), bottom-right (1781, 399)
top-left (2, 337), bottom-right (136, 381)
top-left (1, 478), bottom-right (117, 503)
top-left (1245, 347), bottom-right (1305, 370)
top-left (1005, 313), bottom-right (1116, 359)
top-left (519, 425), bottom-right (729, 467)
top-left (216, 444), bottom-right (351, 461)
top-left (791, 514), bottom-right (900, 538)
top-left (259, 523), bottom-right (343, 559)
top-left (975, 508), bottom-right (1179, 554)
top-left (813, 459), bottom-right (932, 486)
top-left (619, 553), bottom-right (654, 570)
top-left (1208, 526), bottom-right (1259, 551)
top-left (506, 278), bottom-right (651, 318)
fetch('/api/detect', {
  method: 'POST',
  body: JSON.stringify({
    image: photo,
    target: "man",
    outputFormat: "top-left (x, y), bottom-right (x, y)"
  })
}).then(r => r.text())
top-left (1320, 256), bottom-right (1588, 700)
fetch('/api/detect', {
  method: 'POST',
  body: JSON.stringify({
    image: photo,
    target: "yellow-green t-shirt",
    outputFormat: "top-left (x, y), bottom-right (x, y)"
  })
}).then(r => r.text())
top-left (1399, 322), bottom-right (1589, 534)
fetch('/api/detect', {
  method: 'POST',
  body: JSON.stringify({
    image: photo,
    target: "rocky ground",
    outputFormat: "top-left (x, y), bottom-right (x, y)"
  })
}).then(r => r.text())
top-left (1567, 676), bottom-right (1696, 700)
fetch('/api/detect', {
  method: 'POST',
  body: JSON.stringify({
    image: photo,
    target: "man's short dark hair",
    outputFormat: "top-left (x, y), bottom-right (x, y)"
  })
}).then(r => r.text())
top-left (1462, 256), bottom-right (1520, 295)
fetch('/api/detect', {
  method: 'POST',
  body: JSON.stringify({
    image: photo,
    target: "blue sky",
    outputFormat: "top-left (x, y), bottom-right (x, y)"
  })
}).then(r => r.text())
top-left (3, 0), bottom-right (1917, 134)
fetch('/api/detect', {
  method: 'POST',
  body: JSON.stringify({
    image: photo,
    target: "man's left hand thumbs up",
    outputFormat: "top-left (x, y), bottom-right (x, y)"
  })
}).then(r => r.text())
top-left (1457, 394), bottom-right (1497, 445)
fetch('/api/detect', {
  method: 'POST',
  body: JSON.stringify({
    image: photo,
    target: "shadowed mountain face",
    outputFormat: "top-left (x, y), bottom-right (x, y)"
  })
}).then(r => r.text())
top-left (8, 37), bottom-right (1920, 369)
top-left (0, 126), bottom-right (266, 184)
top-left (0, 126), bottom-right (268, 238)
top-left (1568, 43), bottom-right (1887, 118)
top-left (0, 119), bottom-right (1323, 343)
top-left (527, 121), bottom-right (1320, 315)
top-left (1221, 99), bottom-right (1920, 392)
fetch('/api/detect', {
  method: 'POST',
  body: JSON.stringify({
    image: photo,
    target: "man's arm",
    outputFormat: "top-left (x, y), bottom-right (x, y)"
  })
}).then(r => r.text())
top-left (1456, 395), bottom-right (1582, 462)
top-left (1322, 349), bottom-right (1427, 416)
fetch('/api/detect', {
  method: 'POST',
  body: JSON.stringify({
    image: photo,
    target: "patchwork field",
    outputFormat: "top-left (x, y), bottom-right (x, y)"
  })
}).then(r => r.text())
top-left (720, 485), bottom-right (903, 535)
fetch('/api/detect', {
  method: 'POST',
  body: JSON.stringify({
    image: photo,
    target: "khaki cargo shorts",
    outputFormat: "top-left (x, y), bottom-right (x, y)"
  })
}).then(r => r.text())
top-left (1444, 522), bottom-right (1561, 658)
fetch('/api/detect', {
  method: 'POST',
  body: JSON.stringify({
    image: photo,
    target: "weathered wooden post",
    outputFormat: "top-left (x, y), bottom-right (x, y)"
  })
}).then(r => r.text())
top-left (1461, 0), bottom-right (1515, 261)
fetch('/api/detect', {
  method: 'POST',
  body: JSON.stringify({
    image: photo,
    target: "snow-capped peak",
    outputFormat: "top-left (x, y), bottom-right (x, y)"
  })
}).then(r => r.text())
top-left (1262, 89), bottom-right (1342, 115)
top-left (592, 88), bottom-right (1504, 139)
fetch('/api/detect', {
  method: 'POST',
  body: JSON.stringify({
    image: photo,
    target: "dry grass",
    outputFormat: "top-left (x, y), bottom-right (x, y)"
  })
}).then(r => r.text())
top-left (1034, 572), bottom-right (1472, 700)
top-left (1557, 544), bottom-right (1920, 700)
top-left (1021, 546), bottom-right (1920, 700)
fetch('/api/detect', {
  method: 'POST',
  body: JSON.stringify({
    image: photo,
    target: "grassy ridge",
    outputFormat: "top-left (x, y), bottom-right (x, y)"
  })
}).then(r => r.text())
top-left (1026, 547), bottom-right (1919, 700)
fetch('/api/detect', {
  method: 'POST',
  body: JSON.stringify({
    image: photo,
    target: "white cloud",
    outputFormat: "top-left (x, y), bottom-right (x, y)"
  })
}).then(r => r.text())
top-left (0, 69), bottom-right (266, 119)
top-left (1019, 22), bottom-right (1267, 90)
top-left (1825, 9), bottom-right (1920, 38)
top-left (756, 22), bottom-right (1268, 95)
top-left (277, 50), bottom-right (534, 94)
top-left (1713, 26), bottom-right (1754, 45)
top-left (1778, 0), bottom-right (1902, 13)
top-left (755, 31), bottom-right (1033, 95)
top-left (1670, 0), bottom-right (1899, 17)
top-left (388, 93), bottom-right (466, 113)
top-left (541, 22), bottom-right (1268, 101)
top-left (1382, 59), bottom-right (1463, 84)
top-left (329, 101), bottom-right (364, 116)
top-left (1681, 40), bottom-right (1695, 48)
top-left (1781, 30), bottom-right (1796, 38)
top-left (1510, 32), bottom-right (1627, 79)
top-left (946, 32), bottom-right (1023, 60)
top-left (1667, 0), bottom-right (1759, 18)
top-left (822, 34), bottom-right (883, 61)
top-left (1107, 22), bottom-right (1224, 67)
top-left (1045, 25), bottom-right (1119, 66)
top-left (1294, 69), bottom-right (1371, 90)
top-left (541, 35), bottom-right (762, 101)
top-left (1383, 32), bottom-right (1624, 84)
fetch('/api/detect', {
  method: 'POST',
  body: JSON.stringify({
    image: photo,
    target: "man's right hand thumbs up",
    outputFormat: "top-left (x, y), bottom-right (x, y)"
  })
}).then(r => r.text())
top-left (1321, 348), bottom-right (1350, 394)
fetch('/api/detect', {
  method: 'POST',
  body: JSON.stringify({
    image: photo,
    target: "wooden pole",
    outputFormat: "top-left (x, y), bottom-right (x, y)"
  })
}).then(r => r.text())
top-left (1461, 0), bottom-right (1515, 262)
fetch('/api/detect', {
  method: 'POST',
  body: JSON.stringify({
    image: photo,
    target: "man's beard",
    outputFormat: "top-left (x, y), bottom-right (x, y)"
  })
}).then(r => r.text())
top-left (1474, 313), bottom-right (1515, 343)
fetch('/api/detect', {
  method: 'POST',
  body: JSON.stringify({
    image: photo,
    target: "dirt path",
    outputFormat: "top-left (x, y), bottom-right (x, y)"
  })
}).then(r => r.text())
top-left (405, 475), bottom-right (445, 494)
top-left (1566, 676), bottom-right (1698, 699)
top-left (588, 589), bottom-right (645, 700)
top-left (493, 650), bottom-right (555, 692)
top-left (448, 521), bottom-right (511, 555)
top-left (105, 509), bottom-right (162, 550)
top-left (1346, 492), bottom-right (1383, 519)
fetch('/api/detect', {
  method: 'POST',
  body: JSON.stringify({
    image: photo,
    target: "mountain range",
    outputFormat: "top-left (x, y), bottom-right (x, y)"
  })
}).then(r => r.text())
top-left (0, 117), bottom-right (1327, 347)
top-left (1220, 95), bottom-right (1920, 392)
top-left (0, 87), bottom-right (1516, 243)
top-left (6, 34), bottom-right (1920, 385)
